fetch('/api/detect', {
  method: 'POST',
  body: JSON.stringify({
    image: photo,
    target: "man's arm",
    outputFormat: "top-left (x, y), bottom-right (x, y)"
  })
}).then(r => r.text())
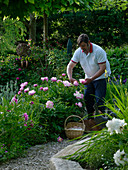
top-left (84, 63), bottom-right (106, 85)
top-left (67, 61), bottom-right (77, 83)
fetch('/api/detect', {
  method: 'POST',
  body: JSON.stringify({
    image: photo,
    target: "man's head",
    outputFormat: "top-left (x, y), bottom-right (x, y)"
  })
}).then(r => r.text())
top-left (77, 34), bottom-right (90, 54)
top-left (77, 34), bottom-right (89, 46)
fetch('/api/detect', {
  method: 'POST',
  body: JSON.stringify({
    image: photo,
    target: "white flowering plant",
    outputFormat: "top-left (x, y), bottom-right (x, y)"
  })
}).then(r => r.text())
top-left (66, 81), bottom-right (128, 169)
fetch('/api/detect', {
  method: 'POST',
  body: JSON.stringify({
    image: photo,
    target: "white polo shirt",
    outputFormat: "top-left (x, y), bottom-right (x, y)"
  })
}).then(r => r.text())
top-left (71, 43), bottom-right (111, 80)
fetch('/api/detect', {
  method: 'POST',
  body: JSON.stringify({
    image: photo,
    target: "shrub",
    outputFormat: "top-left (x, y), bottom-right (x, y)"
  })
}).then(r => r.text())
top-left (0, 76), bottom-right (85, 162)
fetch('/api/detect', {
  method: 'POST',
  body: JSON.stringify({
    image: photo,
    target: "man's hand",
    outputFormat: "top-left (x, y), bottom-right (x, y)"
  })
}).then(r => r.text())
top-left (69, 78), bottom-right (77, 84)
top-left (83, 77), bottom-right (93, 85)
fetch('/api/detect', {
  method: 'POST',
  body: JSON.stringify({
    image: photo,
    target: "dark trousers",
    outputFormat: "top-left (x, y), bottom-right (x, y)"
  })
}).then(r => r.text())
top-left (84, 78), bottom-right (107, 119)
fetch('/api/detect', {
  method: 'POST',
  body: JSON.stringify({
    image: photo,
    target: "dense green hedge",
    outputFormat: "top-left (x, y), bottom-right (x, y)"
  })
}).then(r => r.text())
top-left (48, 8), bottom-right (127, 48)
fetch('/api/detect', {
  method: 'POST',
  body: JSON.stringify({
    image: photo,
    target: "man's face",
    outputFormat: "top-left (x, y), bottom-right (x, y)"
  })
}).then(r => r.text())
top-left (79, 41), bottom-right (90, 54)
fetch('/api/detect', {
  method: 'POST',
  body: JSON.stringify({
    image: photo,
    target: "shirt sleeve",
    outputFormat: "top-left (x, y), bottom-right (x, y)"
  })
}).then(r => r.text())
top-left (96, 49), bottom-right (107, 64)
top-left (71, 49), bottom-right (80, 63)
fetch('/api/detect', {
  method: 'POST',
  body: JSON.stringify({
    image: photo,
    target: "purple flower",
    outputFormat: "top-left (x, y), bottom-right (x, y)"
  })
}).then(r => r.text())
top-left (16, 77), bottom-right (20, 80)
top-left (123, 78), bottom-right (127, 83)
top-left (18, 68), bottom-right (22, 71)
top-left (57, 136), bottom-right (63, 142)
top-left (30, 101), bottom-right (34, 105)
top-left (24, 124), bottom-right (27, 126)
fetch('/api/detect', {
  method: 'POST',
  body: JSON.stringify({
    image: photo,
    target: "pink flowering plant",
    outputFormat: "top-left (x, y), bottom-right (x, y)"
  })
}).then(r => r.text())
top-left (0, 74), bottom-right (86, 162)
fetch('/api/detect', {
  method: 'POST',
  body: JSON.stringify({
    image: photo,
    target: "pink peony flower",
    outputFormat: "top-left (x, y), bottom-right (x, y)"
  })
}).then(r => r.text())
top-left (24, 124), bottom-right (27, 126)
top-left (11, 96), bottom-right (18, 104)
top-left (57, 80), bottom-right (63, 83)
top-left (57, 136), bottom-right (63, 142)
top-left (24, 82), bottom-right (28, 86)
top-left (51, 77), bottom-right (57, 82)
top-left (34, 84), bottom-right (38, 87)
top-left (73, 81), bottom-right (79, 86)
top-left (18, 68), bottom-right (22, 71)
top-left (43, 87), bottom-right (48, 91)
top-left (62, 73), bottom-right (66, 77)
top-left (39, 87), bottom-right (43, 90)
top-left (79, 79), bottom-right (87, 84)
top-left (46, 101), bottom-right (54, 108)
top-left (41, 77), bottom-right (48, 82)
top-left (24, 113), bottom-right (29, 121)
top-left (63, 81), bottom-right (72, 87)
top-left (24, 113), bottom-right (28, 117)
top-left (16, 77), bottom-right (19, 80)
top-left (28, 90), bottom-right (36, 96)
top-left (20, 87), bottom-right (24, 91)
top-left (20, 82), bottom-right (28, 89)
top-left (24, 88), bottom-right (29, 93)
top-left (18, 91), bottom-right (21, 95)
top-left (77, 102), bottom-right (83, 107)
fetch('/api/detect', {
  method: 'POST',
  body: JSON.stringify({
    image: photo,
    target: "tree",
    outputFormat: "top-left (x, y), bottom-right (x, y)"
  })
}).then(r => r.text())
top-left (0, 0), bottom-right (96, 42)
top-left (0, 0), bottom-right (127, 43)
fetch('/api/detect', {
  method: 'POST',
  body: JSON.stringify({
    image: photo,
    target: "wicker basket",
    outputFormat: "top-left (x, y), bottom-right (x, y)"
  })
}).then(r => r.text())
top-left (64, 115), bottom-right (85, 139)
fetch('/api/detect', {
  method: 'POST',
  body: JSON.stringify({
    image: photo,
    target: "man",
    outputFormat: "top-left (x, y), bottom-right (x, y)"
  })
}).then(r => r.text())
top-left (67, 34), bottom-right (111, 129)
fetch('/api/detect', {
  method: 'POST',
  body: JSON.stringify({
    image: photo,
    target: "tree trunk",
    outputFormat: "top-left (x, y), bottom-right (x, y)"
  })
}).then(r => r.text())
top-left (29, 13), bottom-right (36, 43)
top-left (43, 11), bottom-right (48, 41)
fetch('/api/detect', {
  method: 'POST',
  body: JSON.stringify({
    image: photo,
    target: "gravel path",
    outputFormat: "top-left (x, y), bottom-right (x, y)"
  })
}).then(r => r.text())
top-left (0, 139), bottom-right (77, 170)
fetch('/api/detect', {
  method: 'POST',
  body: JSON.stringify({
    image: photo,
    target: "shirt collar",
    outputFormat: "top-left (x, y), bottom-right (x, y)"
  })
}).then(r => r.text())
top-left (89, 43), bottom-right (93, 53)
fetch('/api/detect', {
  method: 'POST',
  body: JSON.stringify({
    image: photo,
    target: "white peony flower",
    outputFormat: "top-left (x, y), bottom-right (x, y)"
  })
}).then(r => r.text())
top-left (73, 91), bottom-right (84, 99)
top-left (106, 118), bottom-right (127, 135)
top-left (113, 149), bottom-right (128, 166)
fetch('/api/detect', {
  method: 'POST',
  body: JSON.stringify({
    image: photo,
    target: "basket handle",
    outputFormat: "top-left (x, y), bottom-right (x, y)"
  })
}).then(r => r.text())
top-left (64, 115), bottom-right (85, 129)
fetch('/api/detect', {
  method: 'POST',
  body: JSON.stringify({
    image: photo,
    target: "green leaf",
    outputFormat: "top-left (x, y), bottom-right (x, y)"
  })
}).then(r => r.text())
top-left (28, 0), bottom-right (35, 4)
top-left (61, 0), bottom-right (67, 6)
top-left (3, 0), bottom-right (9, 5)
top-left (68, 0), bottom-right (74, 5)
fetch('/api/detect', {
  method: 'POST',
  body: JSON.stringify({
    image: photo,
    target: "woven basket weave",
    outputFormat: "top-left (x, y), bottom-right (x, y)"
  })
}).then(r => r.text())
top-left (64, 115), bottom-right (85, 139)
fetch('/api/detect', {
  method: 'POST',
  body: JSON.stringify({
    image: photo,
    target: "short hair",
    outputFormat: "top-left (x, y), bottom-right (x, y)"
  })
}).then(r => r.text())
top-left (77, 34), bottom-right (89, 46)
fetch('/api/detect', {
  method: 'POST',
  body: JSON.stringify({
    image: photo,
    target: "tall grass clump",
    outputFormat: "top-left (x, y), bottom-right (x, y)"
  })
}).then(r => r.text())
top-left (65, 80), bottom-right (128, 170)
